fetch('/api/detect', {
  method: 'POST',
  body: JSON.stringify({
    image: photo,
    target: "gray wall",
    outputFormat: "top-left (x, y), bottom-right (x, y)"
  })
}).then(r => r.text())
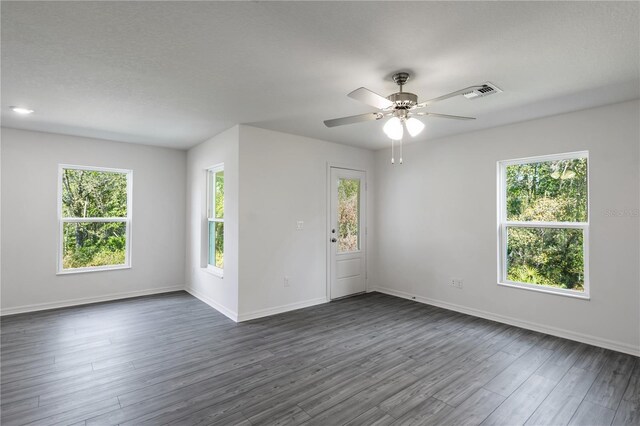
top-left (1, 128), bottom-right (186, 313)
top-left (372, 100), bottom-right (640, 355)
top-left (184, 126), bottom-right (240, 320)
top-left (237, 125), bottom-right (375, 320)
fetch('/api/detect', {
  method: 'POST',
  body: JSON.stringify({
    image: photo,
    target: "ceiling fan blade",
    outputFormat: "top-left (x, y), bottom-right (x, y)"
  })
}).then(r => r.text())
top-left (324, 112), bottom-right (384, 128)
top-left (347, 87), bottom-right (394, 109)
top-left (414, 112), bottom-right (476, 120)
top-left (414, 85), bottom-right (485, 108)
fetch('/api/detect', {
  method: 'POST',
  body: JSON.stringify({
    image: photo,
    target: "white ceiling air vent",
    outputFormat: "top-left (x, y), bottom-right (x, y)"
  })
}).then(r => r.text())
top-left (463, 82), bottom-right (502, 99)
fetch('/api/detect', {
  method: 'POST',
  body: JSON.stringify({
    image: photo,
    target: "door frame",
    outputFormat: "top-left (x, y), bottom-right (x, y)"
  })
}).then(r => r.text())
top-left (326, 163), bottom-right (367, 301)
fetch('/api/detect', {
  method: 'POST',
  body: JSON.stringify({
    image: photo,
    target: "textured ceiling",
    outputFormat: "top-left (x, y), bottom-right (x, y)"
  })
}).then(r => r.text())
top-left (2, 1), bottom-right (639, 150)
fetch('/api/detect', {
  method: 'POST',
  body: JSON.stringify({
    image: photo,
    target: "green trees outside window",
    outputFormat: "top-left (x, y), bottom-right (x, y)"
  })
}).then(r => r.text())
top-left (207, 167), bottom-right (224, 270)
top-left (501, 155), bottom-right (588, 294)
top-left (337, 178), bottom-right (360, 252)
top-left (60, 167), bottom-right (130, 271)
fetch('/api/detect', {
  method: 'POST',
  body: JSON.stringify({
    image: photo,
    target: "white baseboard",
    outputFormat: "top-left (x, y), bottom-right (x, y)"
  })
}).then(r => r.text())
top-left (185, 287), bottom-right (238, 322)
top-left (237, 297), bottom-right (328, 322)
top-left (373, 286), bottom-right (640, 357)
top-left (0, 285), bottom-right (185, 316)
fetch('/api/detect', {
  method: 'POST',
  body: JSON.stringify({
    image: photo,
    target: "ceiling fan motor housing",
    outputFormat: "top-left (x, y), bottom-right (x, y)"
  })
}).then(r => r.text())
top-left (387, 92), bottom-right (418, 109)
top-left (389, 72), bottom-right (417, 108)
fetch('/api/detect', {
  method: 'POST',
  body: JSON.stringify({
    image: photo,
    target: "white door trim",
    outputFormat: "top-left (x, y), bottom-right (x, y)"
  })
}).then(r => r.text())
top-left (326, 163), bottom-right (367, 301)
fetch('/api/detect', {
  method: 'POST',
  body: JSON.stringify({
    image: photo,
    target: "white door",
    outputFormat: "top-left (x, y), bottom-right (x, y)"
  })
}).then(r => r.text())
top-left (330, 167), bottom-right (366, 300)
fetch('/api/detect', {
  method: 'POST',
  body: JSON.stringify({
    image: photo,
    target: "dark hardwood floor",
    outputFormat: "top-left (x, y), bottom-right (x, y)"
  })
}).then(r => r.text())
top-left (1, 291), bottom-right (638, 426)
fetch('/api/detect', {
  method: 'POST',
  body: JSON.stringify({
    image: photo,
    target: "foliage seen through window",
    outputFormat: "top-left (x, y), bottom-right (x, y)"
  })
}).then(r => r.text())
top-left (61, 168), bottom-right (129, 270)
top-left (503, 156), bottom-right (588, 293)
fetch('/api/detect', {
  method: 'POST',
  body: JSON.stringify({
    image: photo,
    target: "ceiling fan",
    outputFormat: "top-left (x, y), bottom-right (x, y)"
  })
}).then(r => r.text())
top-left (324, 72), bottom-right (499, 163)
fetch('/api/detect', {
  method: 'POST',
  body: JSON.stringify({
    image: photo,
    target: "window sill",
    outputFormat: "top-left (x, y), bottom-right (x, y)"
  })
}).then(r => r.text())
top-left (57, 265), bottom-right (131, 275)
top-left (498, 281), bottom-right (590, 300)
top-left (203, 267), bottom-right (224, 278)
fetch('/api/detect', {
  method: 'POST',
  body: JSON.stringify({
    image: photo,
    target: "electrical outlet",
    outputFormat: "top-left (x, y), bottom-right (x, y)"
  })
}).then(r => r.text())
top-left (449, 278), bottom-right (463, 289)
top-left (284, 276), bottom-right (290, 287)
top-left (296, 220), bottom-right (304, 230)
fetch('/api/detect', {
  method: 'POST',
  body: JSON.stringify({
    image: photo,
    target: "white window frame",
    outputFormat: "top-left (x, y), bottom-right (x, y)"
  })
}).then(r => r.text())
top-left (57, 164), bottom-right (132, 274)
top-left (497, 151), bottom-right (590, 299)
top-left (206, 164), bottom-right (224, 276)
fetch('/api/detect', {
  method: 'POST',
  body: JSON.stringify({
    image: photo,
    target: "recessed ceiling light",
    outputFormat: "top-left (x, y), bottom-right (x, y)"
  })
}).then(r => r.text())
top-left (10, 106), bottom-right (34, 114)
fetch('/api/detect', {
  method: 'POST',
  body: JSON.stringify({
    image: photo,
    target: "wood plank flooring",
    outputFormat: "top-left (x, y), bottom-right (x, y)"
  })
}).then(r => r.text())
top-left (1, 291), bottom-right (638, 426)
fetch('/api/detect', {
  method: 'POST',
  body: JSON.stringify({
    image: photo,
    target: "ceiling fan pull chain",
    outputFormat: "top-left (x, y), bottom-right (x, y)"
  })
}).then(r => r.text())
top-left (391, 138), bottom-right (395, 164)
top-left (399, 136), bottom-right (403, 165)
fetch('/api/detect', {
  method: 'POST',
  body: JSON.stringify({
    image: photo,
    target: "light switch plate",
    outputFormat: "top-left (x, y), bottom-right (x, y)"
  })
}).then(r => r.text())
top-left (296, 220), bottom-right (304, 230)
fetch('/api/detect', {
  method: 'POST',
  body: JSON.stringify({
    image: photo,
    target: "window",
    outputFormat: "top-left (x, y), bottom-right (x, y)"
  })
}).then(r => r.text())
top-left (58, 165), bottom-right (132, 273)
top-left (498, 152), bottom-right (589, 298)
top-left (207, 165), bottom-right (224, 274)
top-left (337, 178), bottom-right (361, 252)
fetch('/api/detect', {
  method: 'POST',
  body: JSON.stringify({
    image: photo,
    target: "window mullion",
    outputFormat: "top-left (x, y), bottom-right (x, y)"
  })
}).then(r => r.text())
top-left (62, 217), bottom-right (127, 223)
top-left (505, 221), bottom-right (587, 229)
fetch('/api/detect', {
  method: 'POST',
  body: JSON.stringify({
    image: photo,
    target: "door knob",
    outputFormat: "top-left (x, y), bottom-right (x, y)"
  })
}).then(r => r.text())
top-left (331, 238), bottom-right (337, 243)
